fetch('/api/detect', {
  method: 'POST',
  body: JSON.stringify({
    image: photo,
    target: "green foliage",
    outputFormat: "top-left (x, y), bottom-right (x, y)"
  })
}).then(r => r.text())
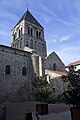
top-left (62, 66), bottom-right (80, 107)
top-left (32, 76), bottom-right (52, 103)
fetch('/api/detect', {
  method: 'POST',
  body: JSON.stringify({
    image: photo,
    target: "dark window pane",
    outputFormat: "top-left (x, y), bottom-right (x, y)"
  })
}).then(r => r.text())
top-left (31, 28), bottom-right (33, 36)
top-left (36, 31), bottom-right (38, 38)
top-left (53, 63), bottom-right (56, 71)
top-left (28, 27), bottom-right (30, 35)
top-left (21, 28), bottom-right (22, 35)
top-left (26, 44), bottom-right (28, 47)
top-left (5, 65), bottom-right (10, 74)
top-left (22, 67), bottom-right (26, 76)
top-left (19, 29), bottom-right (20, 37)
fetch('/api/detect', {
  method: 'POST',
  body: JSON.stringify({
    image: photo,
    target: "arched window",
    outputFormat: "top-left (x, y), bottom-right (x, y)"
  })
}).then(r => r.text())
top-left (22, 67), bottom-right (26, 76)
top-left (36, 31), bottom-right (38, 38)
top-left (19, 29), bottom-right (20, 37)
top-left (13, 34), bottom-right (15, 41)
top-left (15, 32), bottom-right (17, 39)
top-left (28, 27), bottom-right (30, 35)
top-left (31, 28), bottom-right (33, 36)
top-left (53, 88), bottom-right (55, 93)
top-left (39, 32), bottom-right (41, 38)
top-left (5, 65), bottom-right (10, 74)
top-left (21, 27), bottom-right (22, 35)
top-left (53, 63), bottom-right (56, 71)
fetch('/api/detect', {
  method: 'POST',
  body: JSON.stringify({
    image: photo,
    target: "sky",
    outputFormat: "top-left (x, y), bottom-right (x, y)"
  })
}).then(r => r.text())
top-left (0, 0), bottom-right (80, 65)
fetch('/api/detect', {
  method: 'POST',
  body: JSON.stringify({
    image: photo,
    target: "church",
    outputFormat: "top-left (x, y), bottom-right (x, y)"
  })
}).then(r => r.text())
top-left (0, 9), bottom-right (66, 102)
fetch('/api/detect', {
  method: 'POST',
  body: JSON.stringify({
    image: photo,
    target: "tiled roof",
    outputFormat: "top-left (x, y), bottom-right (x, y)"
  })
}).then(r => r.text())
top-left (66, 60), bottom-right (80, 67)
top-left (46, 70), bottom-right (67, 76)
top-left (12, 10), bottom-right (43, 30)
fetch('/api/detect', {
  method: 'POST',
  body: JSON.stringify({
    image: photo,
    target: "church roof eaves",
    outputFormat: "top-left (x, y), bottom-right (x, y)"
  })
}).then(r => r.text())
top-left (12, 10), bottom-right (43, 30)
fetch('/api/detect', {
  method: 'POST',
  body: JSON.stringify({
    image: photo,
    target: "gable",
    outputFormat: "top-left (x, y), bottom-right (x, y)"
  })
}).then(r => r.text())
top-left (45, 52), bottom-right (65, 72)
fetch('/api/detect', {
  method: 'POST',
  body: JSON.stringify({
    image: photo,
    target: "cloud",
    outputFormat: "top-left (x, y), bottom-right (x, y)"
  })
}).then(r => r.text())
top-left (59, 36), bottom-right (70, 42)
top-left (38, 3), bottom-right (80, 29)
top-left (46, 34), bottom-right (71, 43)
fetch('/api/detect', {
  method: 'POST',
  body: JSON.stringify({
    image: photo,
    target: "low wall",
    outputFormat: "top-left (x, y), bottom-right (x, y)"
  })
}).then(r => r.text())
top-left (0, 102), bottom-right (70, 120)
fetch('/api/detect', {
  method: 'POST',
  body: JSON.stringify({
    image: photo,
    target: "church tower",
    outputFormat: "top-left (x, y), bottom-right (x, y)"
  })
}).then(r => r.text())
top-left (11, 10), bottom-right (47, 59)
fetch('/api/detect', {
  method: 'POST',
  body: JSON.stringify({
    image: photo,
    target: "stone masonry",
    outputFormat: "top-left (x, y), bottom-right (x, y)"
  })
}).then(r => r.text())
top-left (0, 9), bottom-right (66, 103)
top-left (0, 45), bottom-right (34, 102)
top-left (45, 52), bottom-right (65, 72)
top-left (11, 10), bottom-right (47, 59)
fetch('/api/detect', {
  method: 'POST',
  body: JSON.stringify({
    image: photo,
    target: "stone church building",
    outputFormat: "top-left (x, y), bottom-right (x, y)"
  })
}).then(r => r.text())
top-left (0, 10), bottom-right (66, 103)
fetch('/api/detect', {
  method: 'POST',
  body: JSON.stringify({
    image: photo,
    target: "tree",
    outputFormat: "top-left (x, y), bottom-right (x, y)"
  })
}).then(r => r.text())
top-left (32, 76), bottom-right (52, 103)
top-left (62, 65), bottom-right (80, 107)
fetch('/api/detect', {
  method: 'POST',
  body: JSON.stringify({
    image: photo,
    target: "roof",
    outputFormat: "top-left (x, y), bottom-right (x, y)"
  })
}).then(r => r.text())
top-left (46, 69), bottom-right (67, 76)
top-left (12, 10), bottom-right (43, 30)
top-left (66, 60), bottom-right (80, 67)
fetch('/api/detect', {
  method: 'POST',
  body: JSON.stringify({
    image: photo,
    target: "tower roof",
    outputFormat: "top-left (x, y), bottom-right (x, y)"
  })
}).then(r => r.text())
top-left (12, 10), bottom-right (43, 30)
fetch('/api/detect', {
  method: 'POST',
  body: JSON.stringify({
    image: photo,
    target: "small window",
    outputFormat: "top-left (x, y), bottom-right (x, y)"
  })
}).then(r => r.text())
top-left (36, 31), bottom-right (38, 38)
top-left (5, 65), bottom-right (10, 74)
top-left (39, 32), bottom-right (41, 38)
top-left (13, 34), bottom-right (15, 41)
top-left (53, 88), bottom-right (55, 93)
top-left (15, 32), bottom-right (17, 39)
top-left (19, 29), bottom-right (20, 37)
top-left (26, 44), bottom-right (28, 47)
top-left (21, 28), bottom-right (22, 35)
top-left (28, 27), bottom-right (30, 35)
top-left (31, 28), bottom-right (33, 36)
top-left (53, 63), bottom-right (56, 71)
top-left (22, 67), bottom-right (26, 76)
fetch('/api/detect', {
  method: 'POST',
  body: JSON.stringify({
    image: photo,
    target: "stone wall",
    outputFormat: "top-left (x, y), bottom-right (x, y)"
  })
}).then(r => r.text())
top-left (45, 52), bottom-right (65, 72)
top-left (11, 18), bottom-right (47, 59)
top-left (45, 70), bottom-right (64, 96)
top-left (0, 45), bottom-right (34, 102)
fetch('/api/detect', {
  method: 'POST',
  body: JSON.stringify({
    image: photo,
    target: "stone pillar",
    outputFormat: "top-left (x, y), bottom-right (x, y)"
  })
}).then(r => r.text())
top-left (39, 56), bottom-right (45, 77)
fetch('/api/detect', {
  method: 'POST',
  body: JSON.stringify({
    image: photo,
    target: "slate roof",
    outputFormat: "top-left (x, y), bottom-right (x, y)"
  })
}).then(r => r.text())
top-left (12, 10), bottom-right (43, 30)
top-left (66, 60), bottom-right (80, 67)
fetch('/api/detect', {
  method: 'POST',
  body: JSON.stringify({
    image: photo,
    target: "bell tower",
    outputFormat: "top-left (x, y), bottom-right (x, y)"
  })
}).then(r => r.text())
top-left (11, 10), bottom-right (47, 59)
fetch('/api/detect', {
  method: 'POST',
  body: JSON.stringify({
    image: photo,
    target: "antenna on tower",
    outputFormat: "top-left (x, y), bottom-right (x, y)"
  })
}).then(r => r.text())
top-left (26, 0), bottom-right (29, 11)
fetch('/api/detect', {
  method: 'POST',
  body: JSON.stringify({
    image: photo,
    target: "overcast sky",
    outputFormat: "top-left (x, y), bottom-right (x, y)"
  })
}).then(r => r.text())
top-left (0, 0), bottom-right (80, 65)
